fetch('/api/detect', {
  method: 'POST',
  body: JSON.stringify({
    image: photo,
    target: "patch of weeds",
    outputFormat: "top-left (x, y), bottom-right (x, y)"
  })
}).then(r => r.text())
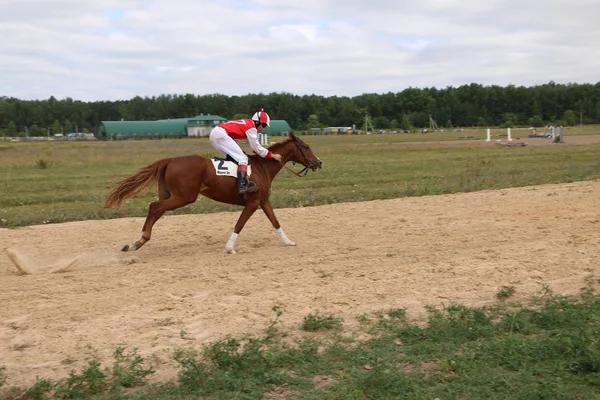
top-left (53, 360), bottom-right (107, 398)
top-left (24, 378), bottom-right (53, 400)
top-left (0, 366), bottom-right (5, 388)
top-left (173, 347), bottom-right (209, 390)
top-left (110, 345), bottom-right (155, 393)
top-left (387, 308), bottom-right (407, 320)
top-left (302, 311), bottom-right (343, 332)
top-left (361, 308), bottom-right (409, 334)
top-left (532, 283), bottom-right (554, 303)
top-left (496, 285), bottom-right (516, 300)
top-left (179, 329), bottom-right (190, 340)
top-left (174, 335), bottom-right (288, 398)
top-left (35, 158), bottom-right (52, 169)
top-left (12, 345), bottom-right (155, 399)
top-left (584, 273), bottom-right (600, 287)
top-left (394, 304), bottom-right (496, 345)
top-left (266, 306), bottom-right (284, 339)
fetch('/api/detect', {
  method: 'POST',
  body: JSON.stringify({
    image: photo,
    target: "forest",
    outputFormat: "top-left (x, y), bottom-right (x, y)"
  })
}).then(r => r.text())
top-left (1, 81), bottom-right (599, 136)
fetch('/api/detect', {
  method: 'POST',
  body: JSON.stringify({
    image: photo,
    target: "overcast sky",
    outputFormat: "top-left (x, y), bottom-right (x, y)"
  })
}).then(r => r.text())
top-left (1, 0), bottom-right (599, 102)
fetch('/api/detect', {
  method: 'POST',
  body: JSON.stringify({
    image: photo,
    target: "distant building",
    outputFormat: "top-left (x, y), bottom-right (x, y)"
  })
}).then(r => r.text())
top-left (95, 115), bottom-right (292, 139)
top-left (262, 120), bottom-right (292, 136)
top-left (96, 114), bottom-right (227, 139)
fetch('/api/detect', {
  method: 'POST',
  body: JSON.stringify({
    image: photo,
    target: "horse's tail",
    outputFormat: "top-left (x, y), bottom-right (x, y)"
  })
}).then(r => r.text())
top-left (103, 158), bottom-right (172, 209)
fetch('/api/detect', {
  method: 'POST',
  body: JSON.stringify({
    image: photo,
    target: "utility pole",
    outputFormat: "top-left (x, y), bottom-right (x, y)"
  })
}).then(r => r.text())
top-left (364, 115), bottom-right (374, 134)
top-left (429, 115), bottom-right (439, 131)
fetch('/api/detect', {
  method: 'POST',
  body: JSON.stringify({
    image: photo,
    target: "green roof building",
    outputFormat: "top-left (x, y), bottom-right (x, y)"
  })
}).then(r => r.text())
top-left (262, 120), bottom-right (292, 136)
top-left (96, 115), bottom-right (291, 139)
top-left (96, 115), bottom-right (228, 139)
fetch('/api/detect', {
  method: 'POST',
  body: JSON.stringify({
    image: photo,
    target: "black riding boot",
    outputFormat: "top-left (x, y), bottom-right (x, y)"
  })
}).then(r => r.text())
top-left (237, 169), bottom-right (257, 194)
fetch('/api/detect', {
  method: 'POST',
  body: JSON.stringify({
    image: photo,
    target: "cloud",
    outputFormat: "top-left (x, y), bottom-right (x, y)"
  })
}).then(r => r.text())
top-left (1, 0), bottom-right (599, 101)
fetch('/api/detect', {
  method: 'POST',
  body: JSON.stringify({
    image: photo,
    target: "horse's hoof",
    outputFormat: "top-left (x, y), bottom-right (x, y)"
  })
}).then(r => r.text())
top-left (227, 248), bottom-right (236, 254)
top-left (121, 244), bottom-right (130, 252)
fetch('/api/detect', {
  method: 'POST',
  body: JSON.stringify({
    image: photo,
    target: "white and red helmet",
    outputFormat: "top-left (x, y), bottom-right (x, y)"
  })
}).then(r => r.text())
top-left (251, 108), bottom-right (270, 127)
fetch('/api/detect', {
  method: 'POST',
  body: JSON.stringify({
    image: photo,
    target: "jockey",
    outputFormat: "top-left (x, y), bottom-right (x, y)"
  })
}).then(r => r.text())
top-left (209, 108), bottom-right (282, 194)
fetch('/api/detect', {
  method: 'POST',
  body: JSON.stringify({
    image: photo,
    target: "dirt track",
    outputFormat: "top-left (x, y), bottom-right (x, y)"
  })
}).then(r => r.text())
top-left (1, 180), bottom-right (599, 387)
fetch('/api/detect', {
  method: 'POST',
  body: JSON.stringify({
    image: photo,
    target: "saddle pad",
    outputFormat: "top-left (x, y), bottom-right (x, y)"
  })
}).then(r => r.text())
top-left (211, 159), bottom-right (252, 177)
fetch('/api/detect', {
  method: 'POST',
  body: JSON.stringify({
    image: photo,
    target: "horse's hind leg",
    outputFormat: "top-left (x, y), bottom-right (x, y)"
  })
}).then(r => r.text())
top-left (122, 195), bottom-right (195, 252)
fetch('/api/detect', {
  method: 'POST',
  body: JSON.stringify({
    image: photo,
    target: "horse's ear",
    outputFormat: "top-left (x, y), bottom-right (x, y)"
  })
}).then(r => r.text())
top-left (288, 132), bottom-right (298, 141)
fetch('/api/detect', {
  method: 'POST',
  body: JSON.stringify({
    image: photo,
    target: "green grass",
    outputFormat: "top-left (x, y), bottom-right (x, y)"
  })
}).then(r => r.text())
top-left (1, 133), bottom-right (600, 228)
top-left (497, 286), bottom-right (517, 300)
top-left (301, 311), bottom-right (344, 332)
top-left (2, 288), bottom-right (599, 399)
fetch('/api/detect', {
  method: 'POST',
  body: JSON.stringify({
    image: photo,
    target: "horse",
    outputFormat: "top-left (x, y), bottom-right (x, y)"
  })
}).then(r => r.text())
top-left (103, 133), bottom-right (323, 254)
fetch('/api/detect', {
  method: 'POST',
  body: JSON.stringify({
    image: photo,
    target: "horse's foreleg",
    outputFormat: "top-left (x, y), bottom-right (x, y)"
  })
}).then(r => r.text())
top-left (122, 196), bottom-right (194, 252)
top-left (226, 201), bottom-right (260, 254)
top-left (260, 200), bottom-right (296, 247)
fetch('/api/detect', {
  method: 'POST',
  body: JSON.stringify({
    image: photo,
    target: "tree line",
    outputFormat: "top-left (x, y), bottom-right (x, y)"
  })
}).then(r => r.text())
top-left (1, 81), bottom-right (599, 137)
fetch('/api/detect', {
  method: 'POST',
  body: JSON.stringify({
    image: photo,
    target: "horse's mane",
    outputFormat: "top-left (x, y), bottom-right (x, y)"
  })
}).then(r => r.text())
top-left (267, 137), bottom-right (294, 152)
top-left (248, 137), bottom-right (294, 161)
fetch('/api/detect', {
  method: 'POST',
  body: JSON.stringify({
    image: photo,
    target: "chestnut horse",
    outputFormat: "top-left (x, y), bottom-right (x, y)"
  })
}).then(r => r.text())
top-left (103, 133), bottom-right (322, 253)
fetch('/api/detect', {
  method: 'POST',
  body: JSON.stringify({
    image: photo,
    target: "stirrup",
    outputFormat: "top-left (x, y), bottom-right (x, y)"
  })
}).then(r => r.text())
top-left (239, 180), bottom-right (258, 194)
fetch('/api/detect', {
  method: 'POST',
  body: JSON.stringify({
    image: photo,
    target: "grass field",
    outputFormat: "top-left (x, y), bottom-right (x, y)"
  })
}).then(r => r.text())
top-left (1, 127), bottom-right (600, 228)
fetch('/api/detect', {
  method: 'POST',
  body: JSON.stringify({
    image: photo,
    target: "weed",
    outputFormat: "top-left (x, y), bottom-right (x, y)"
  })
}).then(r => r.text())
top-left (53, 360), bottom-right (107, 398)
top-left (496, 285), bottom-right (516, 300)
top-left (24, 378), bottom-right (52, 400)
top-left (532, 283), bottom-right (554, 303)
top-left (110, 345), bottom-right (155, 392)
top-left (0, 366), bottom-right (5, 388)
top-left (301, 311), bottom-right (343, 332)
top-left (266, 306), bottom-right (284, 339)
top-left (35, 158), bottom-right (52, 169)
top-left (387, 308), bottom-right (407, 320)
top-left (13, 345), bottom-right (155, 399)
top-left (584, 273), bottom-right (600, 287)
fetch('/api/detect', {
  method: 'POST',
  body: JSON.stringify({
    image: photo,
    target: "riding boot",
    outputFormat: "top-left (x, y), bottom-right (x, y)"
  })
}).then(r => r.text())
top-left (237, 167), bottom-right (257, 194)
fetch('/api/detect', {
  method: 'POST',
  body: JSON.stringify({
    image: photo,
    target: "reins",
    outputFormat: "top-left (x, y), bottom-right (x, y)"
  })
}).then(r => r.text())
top-left (282, 163), bottom-right (309, 177)
top-left (280, 140), bottom-right (312, 177)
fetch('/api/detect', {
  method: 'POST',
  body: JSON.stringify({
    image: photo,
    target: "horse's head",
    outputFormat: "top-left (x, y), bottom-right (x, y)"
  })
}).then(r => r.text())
top-left (286, 132), bottom-right (323, 174)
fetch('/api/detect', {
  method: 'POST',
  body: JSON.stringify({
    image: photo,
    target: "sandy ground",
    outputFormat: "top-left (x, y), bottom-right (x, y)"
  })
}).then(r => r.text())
top-left (1, 180), bottom-right (599, 387)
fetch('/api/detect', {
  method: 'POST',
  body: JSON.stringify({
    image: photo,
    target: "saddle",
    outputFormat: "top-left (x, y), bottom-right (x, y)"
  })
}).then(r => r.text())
top-left (213, 154), bottom-right (251, 165)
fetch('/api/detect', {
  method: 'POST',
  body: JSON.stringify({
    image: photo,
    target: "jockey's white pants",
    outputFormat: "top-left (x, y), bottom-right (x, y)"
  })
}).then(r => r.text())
top-left (209, 127), bottom-right (248, 166)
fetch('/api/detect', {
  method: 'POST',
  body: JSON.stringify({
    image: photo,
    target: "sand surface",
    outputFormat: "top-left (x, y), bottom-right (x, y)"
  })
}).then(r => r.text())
top-left (1, 180), bottom-right (599, 387)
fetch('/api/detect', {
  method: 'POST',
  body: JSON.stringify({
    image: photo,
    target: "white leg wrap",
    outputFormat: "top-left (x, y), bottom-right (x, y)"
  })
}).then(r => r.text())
top-left (277, 228), bottom-right (296, 246)
top-left (226, 232), bottom-right (238, 254)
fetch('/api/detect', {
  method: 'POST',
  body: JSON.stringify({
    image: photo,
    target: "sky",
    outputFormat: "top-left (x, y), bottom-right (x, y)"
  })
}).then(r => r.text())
top-left (1, 0), bottom-right (599, 102)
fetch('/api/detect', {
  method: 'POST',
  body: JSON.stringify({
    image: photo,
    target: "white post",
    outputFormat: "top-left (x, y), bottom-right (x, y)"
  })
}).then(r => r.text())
top-left (486, 128), bottom-right (491, 142)
top-left (507, 127), bottom-right (512, 142)
top-left (258, 133), bottom-right (268, 146)
top-left (559, 126), bottom-right (564, 143)
top-left (551, 126), bottom-right (556, 141)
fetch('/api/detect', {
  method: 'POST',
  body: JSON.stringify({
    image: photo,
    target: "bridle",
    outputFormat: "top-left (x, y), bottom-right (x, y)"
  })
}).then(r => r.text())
top-left (282, 140), bottom-right (318, 177)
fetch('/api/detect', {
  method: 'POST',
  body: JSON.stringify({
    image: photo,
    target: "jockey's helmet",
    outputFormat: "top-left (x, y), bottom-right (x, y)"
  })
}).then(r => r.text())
top-left (251, 108), bottom-right (270, 128)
